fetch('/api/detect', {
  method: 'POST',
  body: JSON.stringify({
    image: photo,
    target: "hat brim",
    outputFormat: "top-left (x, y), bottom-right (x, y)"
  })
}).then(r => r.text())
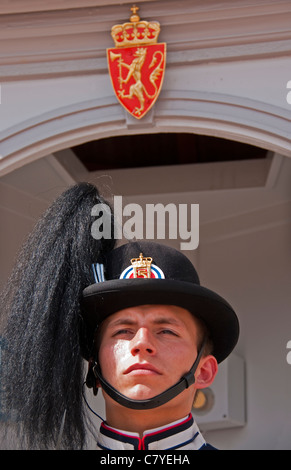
top-left (82, 278), bottom-right (239, 364)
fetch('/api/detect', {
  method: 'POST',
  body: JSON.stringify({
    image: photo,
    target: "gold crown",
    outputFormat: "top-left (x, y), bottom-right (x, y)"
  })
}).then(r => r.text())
top-left (111, 5), bottom-right (161, 47)
top-left (130, 253), bottom-right (153, 278)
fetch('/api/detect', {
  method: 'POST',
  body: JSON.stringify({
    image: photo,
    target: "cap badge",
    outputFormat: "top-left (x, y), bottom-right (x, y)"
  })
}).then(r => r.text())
top-left (120, 253), bottom-right (165, 279)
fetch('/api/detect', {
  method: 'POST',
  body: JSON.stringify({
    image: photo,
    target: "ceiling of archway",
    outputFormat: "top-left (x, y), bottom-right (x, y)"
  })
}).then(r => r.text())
top-left (72, 133), bottom-right (268, 172)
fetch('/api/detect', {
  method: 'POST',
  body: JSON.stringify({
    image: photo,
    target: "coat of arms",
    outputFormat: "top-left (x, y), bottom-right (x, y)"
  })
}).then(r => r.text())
top-left (107, 6), bottom-right (166, 119)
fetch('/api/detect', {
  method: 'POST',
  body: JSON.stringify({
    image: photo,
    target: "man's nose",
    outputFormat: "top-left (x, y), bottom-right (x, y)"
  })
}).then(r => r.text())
top-left (130, 327), bottom-right (156, 356)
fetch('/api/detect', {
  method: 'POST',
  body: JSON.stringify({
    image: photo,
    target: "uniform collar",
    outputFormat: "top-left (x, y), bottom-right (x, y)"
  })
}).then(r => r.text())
top-left (96, 413), bottom-right (206, 450)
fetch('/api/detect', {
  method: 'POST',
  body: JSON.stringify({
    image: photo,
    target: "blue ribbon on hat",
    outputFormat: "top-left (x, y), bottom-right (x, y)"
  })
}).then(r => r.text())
top-left (92, 263), bottom-right (105, 283)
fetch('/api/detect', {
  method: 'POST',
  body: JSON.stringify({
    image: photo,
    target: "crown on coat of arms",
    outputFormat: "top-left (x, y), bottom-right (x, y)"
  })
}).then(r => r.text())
top-left (111, 5), bottom-right (161, 47)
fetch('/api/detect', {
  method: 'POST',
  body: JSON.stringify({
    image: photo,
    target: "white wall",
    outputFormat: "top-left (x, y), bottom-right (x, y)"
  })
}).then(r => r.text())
top-left (199, 219), bottom-right (291, 449)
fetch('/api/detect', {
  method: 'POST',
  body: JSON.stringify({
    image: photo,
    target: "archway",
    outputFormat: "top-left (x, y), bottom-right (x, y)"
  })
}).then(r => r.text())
top-left (0, 90), bottom-right (290, 177)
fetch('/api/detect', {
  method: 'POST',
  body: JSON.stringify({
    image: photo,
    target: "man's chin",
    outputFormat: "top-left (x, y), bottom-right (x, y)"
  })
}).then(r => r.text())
top-left (123, 383), bottom-right (159, 401)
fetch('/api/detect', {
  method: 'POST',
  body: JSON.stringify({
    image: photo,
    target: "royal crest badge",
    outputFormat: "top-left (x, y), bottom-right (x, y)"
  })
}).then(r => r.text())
top-left (107, 6), bottom-right (166, 119)
top-left (120, 253), bottom-right (165, 279)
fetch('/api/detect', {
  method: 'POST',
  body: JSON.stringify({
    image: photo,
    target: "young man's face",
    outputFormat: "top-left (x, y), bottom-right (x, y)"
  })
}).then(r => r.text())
top-left (97, 304), bottom-right (203, 403)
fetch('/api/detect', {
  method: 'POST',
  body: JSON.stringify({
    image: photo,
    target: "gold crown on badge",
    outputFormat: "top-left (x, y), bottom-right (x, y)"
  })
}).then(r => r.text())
top-left (111, 5), bottom-right (161, 47)
top-left (130, 253), bottom-right (153, 278)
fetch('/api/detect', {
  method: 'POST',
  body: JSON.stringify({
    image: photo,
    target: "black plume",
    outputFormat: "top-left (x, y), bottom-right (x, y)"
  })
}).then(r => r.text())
top-left (1, 182), bottom-right (115, 449)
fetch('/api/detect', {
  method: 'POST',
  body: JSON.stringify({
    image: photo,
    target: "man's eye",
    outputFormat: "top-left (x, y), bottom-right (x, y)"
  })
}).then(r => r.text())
top-left (113, 329), bottom-right (132, 336)
top-left (159, 329), bottom-right (178, 336)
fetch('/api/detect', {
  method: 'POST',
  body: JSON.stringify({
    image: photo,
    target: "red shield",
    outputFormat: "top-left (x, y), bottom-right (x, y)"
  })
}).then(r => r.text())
top-left (107, 43), bottom-right (166, 119)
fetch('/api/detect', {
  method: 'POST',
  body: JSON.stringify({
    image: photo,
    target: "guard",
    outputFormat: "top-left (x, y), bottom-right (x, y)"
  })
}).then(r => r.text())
top-left (1, 183), bottom-right (239, 450)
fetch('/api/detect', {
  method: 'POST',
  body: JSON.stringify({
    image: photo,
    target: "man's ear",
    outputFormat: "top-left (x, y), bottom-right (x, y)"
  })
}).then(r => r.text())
top-left (195, 355), bottom-right (218, 389)
top-left (86, 358), bottom-right (101, 395)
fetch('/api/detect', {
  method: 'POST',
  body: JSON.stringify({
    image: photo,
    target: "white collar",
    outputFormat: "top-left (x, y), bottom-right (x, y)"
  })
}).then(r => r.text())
top-left (96, 413), bottom-right (206, 450)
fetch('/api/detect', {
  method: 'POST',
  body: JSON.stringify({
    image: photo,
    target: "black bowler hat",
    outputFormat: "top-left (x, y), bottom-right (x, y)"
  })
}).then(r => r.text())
top-left (81, 241), bottom-right (239, 363)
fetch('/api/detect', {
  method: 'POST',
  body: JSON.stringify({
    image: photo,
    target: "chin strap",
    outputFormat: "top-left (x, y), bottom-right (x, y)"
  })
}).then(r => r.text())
top-left (90, 340), bottom-right (206, 410)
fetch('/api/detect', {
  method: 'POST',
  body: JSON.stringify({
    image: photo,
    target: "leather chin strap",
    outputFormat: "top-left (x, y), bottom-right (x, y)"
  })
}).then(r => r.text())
top-left (92, 340), bottom-right (206, 410)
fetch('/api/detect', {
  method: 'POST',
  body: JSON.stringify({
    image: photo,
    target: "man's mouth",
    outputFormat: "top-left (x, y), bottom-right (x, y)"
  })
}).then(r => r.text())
top-left (124, 363), bottom-right (162, 376)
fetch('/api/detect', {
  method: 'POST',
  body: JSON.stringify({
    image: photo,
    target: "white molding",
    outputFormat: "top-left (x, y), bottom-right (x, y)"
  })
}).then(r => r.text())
top-left (0, 0), bottom-right (155, 15)
top-left (1, 0), bottom-right (291, 80)
top-left (57, 156), bottom-right (272, 196)
top-left (0, 90), bottom-right (290, 176)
